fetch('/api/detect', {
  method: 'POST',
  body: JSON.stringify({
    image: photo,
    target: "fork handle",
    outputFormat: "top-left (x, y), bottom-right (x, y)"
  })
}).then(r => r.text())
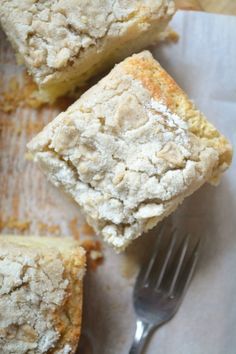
top-left (129, 319), bottom-right (154, 354)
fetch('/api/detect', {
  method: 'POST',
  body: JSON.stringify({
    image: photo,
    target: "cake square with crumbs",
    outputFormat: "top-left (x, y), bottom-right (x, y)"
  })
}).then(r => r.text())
top-left (28, 51), bottom-right (232, 251)
top-left (0, 235), bottom-right (86, 353)
top-left (0, 0), bottom-right (175, 102)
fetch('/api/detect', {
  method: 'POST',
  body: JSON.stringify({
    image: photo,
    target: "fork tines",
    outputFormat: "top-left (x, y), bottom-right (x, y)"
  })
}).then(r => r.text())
top-left (138, 225), bottom-right (202, 299)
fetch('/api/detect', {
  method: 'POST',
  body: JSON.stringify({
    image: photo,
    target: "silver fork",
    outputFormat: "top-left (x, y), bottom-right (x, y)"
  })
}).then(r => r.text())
top-left (129, 225), bottom-right (202, 354)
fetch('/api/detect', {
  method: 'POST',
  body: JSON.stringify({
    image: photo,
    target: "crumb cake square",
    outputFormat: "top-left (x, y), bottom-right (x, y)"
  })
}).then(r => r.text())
top-left (0, 235), bottom-right (86, 353)
top-left (0, 0), bottom-right (175, 102)
top-left (28, 51), bottom-right (232, 251)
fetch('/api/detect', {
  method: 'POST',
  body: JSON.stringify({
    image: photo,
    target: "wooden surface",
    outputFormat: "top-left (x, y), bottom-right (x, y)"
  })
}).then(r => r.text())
top-left (176, 0), bottom-right (236, 15)
top-left (0, 37), bottom-right (81, 238)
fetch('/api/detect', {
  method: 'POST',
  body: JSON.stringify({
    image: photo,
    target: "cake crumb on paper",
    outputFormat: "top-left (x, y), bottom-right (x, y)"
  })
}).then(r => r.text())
top-left (0, 216), bottom-right (31, 232)
top-left (0, 73), bottom-right (42, 113)
top-left (81, 223), bottom-right (95, 237)
top-left (80, 239), bottom-right (103, 271)
top-left (69, 218), bottom-right (80, 240)
top-left (38, 222), bottom-right (61, 236)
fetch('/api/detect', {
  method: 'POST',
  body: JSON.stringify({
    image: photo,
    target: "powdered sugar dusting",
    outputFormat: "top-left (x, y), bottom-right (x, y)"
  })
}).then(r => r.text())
top-left (28, 54), bottom-right (220, 251)
top-left (150, 99), bottom-right (188, 129)
top-left (149, 98), bottom-right (190, 148)
top-left (58, 344), bottom-right (72, 354)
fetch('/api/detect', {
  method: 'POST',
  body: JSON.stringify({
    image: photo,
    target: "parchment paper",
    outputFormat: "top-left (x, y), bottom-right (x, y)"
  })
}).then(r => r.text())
top-left (0, 10), bottom-right (236, 354)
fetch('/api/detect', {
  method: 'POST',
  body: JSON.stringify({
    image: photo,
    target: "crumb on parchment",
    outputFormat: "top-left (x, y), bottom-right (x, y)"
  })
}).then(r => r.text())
top-left (68, 219), bottom-right (103, 270)
top-left (0, 216), bottom-right (31, 232)
top-left (80, 239), bottom-right (103, 271)
top-left (38, 222), bottom-right (61, 235)
top-left (0, 72), bottom-right (78, 113)
top-left (0, 73), bottom-right (42, 113)
top-left (69, 218), bottom-right (80, 240)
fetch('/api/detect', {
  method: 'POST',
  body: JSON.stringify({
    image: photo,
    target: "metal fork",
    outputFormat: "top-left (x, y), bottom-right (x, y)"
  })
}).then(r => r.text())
top-left (129, 226), bottom-right (202, 354)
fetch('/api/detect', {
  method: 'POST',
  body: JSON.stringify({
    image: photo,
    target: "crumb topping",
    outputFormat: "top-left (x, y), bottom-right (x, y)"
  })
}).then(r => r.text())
top-left (0, 245), bottom-right (67, 352)
top-left (27, 52), bottom-right (227, 250)
top-left (0, 0), bottom-right (174, 85)
top-left (0, 237), bottom-right (86, 353)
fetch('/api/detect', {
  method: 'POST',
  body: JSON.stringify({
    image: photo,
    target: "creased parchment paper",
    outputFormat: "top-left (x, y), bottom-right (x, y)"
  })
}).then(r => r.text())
top-left (0, 10), bottom-right (236, 354)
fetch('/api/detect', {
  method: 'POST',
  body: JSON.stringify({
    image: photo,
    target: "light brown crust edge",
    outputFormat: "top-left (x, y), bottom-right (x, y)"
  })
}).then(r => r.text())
top-left (52, 247), bottom-right (86, 353)
top-left (0, 236), bottom-right (86, 353)
top-left (123, 51), bottom-right (232, 180)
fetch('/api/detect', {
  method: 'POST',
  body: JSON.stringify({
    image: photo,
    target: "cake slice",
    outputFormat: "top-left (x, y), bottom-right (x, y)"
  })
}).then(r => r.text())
top-left (0, 0), bottom-right (175, 102)
top-left (27, 51), bottom-right (232, 251)
top-left (0, 235), bottom-right (86, 354)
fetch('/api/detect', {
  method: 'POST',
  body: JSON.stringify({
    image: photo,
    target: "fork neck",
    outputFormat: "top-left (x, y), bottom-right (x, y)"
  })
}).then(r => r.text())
top-left (129, 319), bottom-right (154, 354)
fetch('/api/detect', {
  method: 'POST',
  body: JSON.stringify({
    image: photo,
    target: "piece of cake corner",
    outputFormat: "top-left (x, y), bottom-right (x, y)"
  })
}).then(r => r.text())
top-left (27, 51), bottom-right (232, 251)
top-left (0, 0), bottom-right (175, 103)
top-left (0, 235), bottom-right (86, 354)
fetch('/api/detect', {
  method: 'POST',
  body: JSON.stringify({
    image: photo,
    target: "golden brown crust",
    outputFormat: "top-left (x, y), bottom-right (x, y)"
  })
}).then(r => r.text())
top-left (0, 235), bottom-right (86, 354)
top-left (52, 249), bottom-right (85, 353)
top-left (123, 52), bottom-right (232, 179)
top-left (27, 51), bottom-right (232, 251)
